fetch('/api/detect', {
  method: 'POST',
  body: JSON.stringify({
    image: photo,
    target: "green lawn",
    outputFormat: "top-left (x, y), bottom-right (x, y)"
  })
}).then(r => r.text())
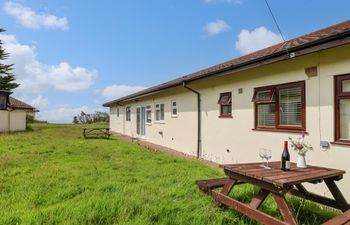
top-left (0, 123), bottom-right (339, 225)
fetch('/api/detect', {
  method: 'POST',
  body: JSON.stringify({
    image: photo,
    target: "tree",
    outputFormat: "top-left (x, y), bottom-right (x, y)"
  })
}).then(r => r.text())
top-left (73, 111), bottom-right (109, 124)
top-left (0, 28), bottom-right (19, 91)
top-left (72, 116), bottom-right (79, 124)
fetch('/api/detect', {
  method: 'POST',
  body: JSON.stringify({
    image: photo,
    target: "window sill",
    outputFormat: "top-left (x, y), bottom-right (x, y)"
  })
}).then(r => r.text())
top-left (252, 128), bottom-right (308, 134)
top-left (171, 115), bottom-right (178, 118)
top-left (146, 123), bottom-right (152, 126)
top-left (330, 141), bottom-right (350, 146)
top-left (219, 115), bottom-right (233, 119)
top-left (154, 121), bottom-right (165, 124)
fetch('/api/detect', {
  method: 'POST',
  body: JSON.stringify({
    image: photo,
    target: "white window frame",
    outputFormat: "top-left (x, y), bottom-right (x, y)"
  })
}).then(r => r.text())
top-left (171, 101), bottom-right (177, 117)
top-left (146, 105), bottom-right (152, 125)
top-left (125, 106), bottom-right (131, 121)
top-left (155, 103), bottom-right (165, 123)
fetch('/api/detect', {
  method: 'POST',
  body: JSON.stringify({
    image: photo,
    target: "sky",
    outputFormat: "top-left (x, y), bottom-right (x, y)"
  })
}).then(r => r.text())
top-left (0, 0), bottom-right (349, 123)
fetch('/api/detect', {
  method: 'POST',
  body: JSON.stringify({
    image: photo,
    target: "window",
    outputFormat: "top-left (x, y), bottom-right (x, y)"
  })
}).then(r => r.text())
top-left (218, 92), bottom-right (232, 117)
top-left (0, 94), bottom-right (7, 110)
top-left (335, 74), bottom-right (350, 143)
top-left (155, 103), bottom-right (164, 122)
top-left (253, 81), bottom-right (305, 131)
top-left (126, 106), bottom-right (131, 121)
top-left (171, 101), bottom-right (177, 117)
top-left (146, 105), bottom-right (152, 124)
top-left (252, 88), bottom-right (275, 103)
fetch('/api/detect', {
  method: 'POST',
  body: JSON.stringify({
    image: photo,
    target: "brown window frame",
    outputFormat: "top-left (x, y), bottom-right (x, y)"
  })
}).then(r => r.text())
top-left (253, 81), bottom-right (306, 132)
top-left (334, 74), bottom-right (350, 144)
top-left (218, 92), bottom-right (232, 118)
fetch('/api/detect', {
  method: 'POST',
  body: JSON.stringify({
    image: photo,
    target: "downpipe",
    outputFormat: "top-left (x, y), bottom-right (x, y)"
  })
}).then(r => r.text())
top-left (182, 82), bottom-right (201, 159)
top-left (7, 107), bottom-right (15, 132)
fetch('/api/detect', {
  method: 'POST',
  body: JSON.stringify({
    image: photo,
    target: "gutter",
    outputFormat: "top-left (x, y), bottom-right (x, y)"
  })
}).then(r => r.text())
top-left (183, 82), bottom-right (201, 159)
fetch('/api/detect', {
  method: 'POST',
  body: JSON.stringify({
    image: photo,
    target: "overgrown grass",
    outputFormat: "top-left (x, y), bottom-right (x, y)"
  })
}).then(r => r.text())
top-left (0, 123), bottom-right (339, 224)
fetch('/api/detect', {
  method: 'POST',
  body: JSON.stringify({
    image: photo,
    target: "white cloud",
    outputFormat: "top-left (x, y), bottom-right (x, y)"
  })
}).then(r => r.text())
top-left (3, 1), bottom-right (68, 30)
top-left (235, 26), bottom-right (284, 55)
top-left (204, 0), bottom-right (242, 4)
top-left (0, 33), bottom-right (97, 94)
top-left (204, 19), bottom-right (231, 36)
top-left (30, 95), bottom-right (48, 108)
top-left (101, 84), bottom-right (147, 101)
top-left (35, 105), bottom-right (104, 124)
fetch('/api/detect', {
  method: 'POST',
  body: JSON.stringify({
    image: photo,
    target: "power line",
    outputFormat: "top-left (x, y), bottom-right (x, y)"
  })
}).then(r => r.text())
top-left (264, 0), bottom-right (289, 53)
top-left (264, 0), bottom-right (286, 42)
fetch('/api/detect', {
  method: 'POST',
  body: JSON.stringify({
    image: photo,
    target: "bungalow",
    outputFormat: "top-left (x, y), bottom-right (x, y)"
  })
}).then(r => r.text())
top-left (0, 90), bottom-right (35, 132)
top-left (103, 20), bottom-right (350, 198)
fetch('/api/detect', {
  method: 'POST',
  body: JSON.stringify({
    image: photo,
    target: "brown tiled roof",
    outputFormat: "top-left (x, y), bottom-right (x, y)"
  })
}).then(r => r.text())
top-left (9, 97), bottom-right (35, 110)
top-left (103, 20), bottom-right (350, 106)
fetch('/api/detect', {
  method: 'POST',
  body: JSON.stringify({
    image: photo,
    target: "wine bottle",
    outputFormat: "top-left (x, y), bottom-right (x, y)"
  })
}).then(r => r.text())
top-left (281, 141), bottom-right (290, 171)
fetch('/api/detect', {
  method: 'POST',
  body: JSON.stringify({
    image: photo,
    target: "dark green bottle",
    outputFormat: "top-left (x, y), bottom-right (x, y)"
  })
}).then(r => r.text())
top-left (281, 141), bottom-right (290, 171)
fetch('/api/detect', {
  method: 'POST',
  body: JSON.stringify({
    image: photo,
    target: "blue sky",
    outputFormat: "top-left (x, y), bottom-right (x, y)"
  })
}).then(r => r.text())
top-left (0, 0), bottom-right (349, 123)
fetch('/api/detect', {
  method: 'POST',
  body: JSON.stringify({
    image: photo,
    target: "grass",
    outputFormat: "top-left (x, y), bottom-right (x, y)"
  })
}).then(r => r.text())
top-left (0, 123), bottom-right (340, 225)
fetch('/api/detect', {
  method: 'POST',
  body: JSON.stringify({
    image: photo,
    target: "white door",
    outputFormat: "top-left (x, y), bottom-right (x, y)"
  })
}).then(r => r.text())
top-left (136, 106), bottom-right (146, 138)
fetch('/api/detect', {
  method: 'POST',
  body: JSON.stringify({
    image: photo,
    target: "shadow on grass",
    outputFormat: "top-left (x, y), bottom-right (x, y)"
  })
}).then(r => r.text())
top-left (82, 136), bottom-right (114, 140)
top-left (0, 126), bottom-right (35, 135)
top-left (215, 184), bottom-right (339, 225)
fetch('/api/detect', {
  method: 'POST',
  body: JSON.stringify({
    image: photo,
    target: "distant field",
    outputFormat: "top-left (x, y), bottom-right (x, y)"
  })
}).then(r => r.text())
top-left (0, 123), bottom-right (338, 225)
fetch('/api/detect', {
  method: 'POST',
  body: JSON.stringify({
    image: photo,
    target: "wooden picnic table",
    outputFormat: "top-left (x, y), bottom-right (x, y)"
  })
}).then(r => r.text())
top-left (83, 127), bottom-right (111, 139)
top-left (196, 161), bottom-right (350, 225)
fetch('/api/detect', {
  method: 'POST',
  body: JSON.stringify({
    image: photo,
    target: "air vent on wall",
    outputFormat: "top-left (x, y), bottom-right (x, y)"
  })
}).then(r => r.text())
top-left (305, 66), bottom-right (318, 78)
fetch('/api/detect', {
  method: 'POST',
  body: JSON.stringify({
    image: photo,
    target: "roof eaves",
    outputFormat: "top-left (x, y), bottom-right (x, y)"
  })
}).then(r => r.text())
top-left (8, 97), bottom-right (35, 111)
top-left (102, 85), bottom-right (180, 107)
top-left (103, 24), bottom-right (350, 107)
top-left (185, 28), bottom-right (350, 84)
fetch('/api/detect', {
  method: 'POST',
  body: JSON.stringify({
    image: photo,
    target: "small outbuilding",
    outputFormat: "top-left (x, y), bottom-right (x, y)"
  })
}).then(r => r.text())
top-left (0, 90), bottom-right (36, 132)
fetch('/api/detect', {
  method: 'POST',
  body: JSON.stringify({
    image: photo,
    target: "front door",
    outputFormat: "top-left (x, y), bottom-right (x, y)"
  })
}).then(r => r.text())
top-left (136, 106), bottom-right (146, 138)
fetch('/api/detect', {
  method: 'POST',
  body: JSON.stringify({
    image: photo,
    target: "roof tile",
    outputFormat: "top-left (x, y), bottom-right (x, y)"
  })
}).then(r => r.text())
top-left (9, 97), bottom-right (35, 110)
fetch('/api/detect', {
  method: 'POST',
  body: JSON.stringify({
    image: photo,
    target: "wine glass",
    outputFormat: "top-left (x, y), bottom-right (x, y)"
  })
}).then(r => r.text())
top-left (264, 149), bottom-right (272, 169)
top-left (259, 148), bottom-right (266, 168)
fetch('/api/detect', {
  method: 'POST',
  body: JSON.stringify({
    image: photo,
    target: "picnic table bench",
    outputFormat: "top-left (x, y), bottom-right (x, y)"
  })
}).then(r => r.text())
top-left (196, 161), bottom-right (350, 225)
top-left (83, 127), bottom-right (111, 139)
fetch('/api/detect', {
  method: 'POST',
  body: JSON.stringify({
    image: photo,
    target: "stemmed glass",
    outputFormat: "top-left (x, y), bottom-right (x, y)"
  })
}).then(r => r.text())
top-left (259, 148), bottom-right (266, 168)
top-left (259, 148), bottom-right (272, 169)
top-left (264, 149), bottom-right (272, 169)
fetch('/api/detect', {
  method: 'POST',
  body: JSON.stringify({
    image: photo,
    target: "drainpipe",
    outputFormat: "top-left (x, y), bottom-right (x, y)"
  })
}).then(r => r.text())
top-left (7, 107), bottom-right (15, 132)
top-left (182, 82), bottom-right (201, 159)
top-left (7, 110), bottom-right (10, 132)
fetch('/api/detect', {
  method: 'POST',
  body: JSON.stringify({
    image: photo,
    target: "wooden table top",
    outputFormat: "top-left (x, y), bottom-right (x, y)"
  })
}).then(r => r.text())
top-left (223, 161), bottom-right (345, 188)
